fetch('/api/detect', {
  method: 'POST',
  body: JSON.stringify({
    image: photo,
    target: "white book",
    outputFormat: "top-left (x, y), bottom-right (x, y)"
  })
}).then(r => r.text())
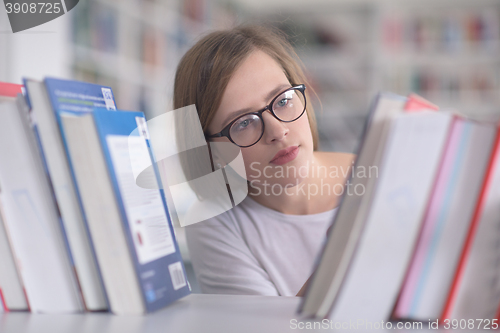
top-left (446, 128), bottom-right (500, 320)
top-left (0, 201), bottom-right (28, 311)
top-left (25, 80), bottom-right (107, 311)
top-left (61, 113), bottom-right (145, 315)
top-left (299, 93), bottom-right (407, 317)
top-left (395, 119), bottom-right (496, 320)
top-left (0, 98), bottom-right (83, 313)
top-left (329, 111), bottom-right (453, 322)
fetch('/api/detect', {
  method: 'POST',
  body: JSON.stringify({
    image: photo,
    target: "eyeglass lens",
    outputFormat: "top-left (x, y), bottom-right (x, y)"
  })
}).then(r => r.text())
top-left (229, 88), bottom-right (306, 147)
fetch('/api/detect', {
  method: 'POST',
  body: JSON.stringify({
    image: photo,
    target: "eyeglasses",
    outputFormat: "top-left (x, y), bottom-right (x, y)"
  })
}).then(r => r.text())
top-left (205, 84), bottom-right (307, 148)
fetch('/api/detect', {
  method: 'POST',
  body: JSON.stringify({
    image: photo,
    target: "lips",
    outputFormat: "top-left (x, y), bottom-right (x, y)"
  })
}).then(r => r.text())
top-left (270, 146), bottom-right (299, 165)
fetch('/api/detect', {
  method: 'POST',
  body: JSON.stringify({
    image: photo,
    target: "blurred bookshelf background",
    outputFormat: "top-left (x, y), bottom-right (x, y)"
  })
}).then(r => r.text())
top-left (2, 0), bottom-right (499, 152)
top-left (1, 0), bottom-right (499, 293)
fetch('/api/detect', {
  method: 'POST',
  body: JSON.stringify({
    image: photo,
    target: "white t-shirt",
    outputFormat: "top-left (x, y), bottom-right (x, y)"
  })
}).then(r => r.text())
top-left (185, 196), bottom-right (338, 296)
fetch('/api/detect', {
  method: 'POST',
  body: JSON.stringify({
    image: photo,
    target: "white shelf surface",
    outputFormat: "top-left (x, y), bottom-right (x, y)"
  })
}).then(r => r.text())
top-left (0, 294), bottom-right (301, 333)
top-left (0, 293), bottom-right (483, 333)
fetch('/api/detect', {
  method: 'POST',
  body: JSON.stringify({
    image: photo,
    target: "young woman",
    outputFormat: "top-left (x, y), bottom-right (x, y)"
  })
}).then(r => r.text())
top-left (174, 25), bottom-right (355, 296)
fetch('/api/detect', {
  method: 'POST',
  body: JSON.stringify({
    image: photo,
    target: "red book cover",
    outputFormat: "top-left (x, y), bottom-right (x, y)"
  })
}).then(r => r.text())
top-left (404, 93), bottom-right (439, 112)
top-left (0, 82), bottom-right (23, 98)
top-left (440, 126), bottom-right (500, 321)
top-left (0, 288), bottom-right (8, 312)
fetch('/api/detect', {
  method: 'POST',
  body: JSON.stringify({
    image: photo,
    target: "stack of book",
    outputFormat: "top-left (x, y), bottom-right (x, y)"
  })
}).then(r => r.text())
top-left (0, 79), bottom-right (190, 315)
top-left (300, 93), bottom-right (500, 325)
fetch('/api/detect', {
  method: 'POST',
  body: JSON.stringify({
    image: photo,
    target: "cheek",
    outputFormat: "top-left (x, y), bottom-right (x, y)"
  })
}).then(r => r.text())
top-left (241, 148), bottom-right (265, 180)
top-left (297, 114), bottom-right (313, 138)
top-left (289, 114), bottom-right (314, 151)
top-left (239, 117), bottom-right (314, 181)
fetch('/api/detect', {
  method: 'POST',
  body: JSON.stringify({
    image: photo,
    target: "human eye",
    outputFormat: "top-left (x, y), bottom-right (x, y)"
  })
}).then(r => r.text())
top-left (232, 114), bottom-right (259, 132)
top-left (274, 90), bottom-right (294, 109)
top-left (276, 98), bottom-right (289, 107)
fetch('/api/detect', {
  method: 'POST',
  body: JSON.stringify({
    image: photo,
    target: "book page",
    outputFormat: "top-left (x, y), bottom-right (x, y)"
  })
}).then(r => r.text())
top-left (330, 112), bottom-right (453, 322)
top-left (107, 135), bottom-right (176, 265)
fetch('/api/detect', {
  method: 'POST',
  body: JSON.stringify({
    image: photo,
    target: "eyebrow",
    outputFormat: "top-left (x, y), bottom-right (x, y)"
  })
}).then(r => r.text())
top-left (221, 84), bottom-right (292, 128)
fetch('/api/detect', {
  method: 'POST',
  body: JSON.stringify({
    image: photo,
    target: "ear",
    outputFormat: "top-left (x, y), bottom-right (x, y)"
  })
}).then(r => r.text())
top-left (208, 141), bottom-right (239, 170)
top-left (210, 153), bottom-right (224, 171)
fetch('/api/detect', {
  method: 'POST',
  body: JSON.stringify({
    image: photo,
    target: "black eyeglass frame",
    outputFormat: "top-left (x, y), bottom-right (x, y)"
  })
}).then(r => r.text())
top-left (205, 84), bottom-right (307, 148)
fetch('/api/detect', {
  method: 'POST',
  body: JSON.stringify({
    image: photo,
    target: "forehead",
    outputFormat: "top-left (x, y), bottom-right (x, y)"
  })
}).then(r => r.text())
top-left (209, 50), bottom-right (290, 132)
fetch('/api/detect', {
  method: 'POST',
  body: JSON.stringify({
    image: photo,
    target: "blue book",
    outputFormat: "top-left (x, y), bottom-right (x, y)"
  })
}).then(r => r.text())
top-left (24, 78), bottom-right (116, 311)
top-left (60, 108), bottom-right (190, 315)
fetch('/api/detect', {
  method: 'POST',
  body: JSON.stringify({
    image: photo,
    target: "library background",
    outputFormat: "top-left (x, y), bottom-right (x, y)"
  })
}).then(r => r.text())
top-left (1, 0), bottom-right (500, 295)
top-left (1, 0), bottom-right (500, 329)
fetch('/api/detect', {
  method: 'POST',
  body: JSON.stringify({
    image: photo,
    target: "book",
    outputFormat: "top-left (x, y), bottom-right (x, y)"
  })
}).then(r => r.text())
top-left (0, 96), bottom-right (83, 313)
top-left (24, 77), bottom-right (114, 311)
top-left (60, 108), bottom-right (190, 315)
top-left (299, 90), bottom-right (500, 322)
top-left (328, 111), bottom-right (453, 322)
top-left (298, 93), bottom-right (407, 318)
top-left (0, 82), bottom-right (23, 102)
top-left (404, 93), bottom-right (439, 112)
top-left (441, 125), bottom-right (500, 321)
top-left (0, 196), bottom-right (29, 311)
top-left (394, 117), bottom-right (496, 320)
top-left (299, 90), bottom-right (454, 320)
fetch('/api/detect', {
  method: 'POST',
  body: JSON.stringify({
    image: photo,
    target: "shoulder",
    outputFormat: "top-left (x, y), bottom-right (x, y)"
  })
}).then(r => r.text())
top-left (184, 197), bottom-right (254, 241)
top-left (185, 195), bottom-right (296, 246)
top-left (185, 208), bottom-right (240, 239)
top-left (310, 151), bottom-right (356, 208)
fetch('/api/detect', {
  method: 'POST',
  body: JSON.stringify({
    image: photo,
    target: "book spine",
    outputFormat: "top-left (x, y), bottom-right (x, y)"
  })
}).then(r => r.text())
top-left (392, 116), bottom-right (458, 319)
top-left (403, 94), bottom-right (439, 112)
top-left (441, 126), bottom-right (500, 320)
top-left (0, 193), bottom-right (29, 311)
top-left (53, 107), bottom-right (110, 311)
top-left (22, 288), bottom-right (31, 312)
top-left (21, 94), bottom-right (85, 311)
top-left (0, 288), bottom-right (8, 312)
top-left (0, 82), bottom-right (23, 98)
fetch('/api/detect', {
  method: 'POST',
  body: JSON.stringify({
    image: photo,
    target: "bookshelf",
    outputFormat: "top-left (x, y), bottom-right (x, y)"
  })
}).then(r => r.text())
top-left (0, 8), bottom-right (8, 82)
top-left (0, 1), bottom-right (244, 293)
top-left (247, 0), bottom-right (500, 152)
top-left (70, 0), bottom-right (201, 120)
top-left (69, 0), bottom-right (243, 120)
top-left (67, 0), bottom-right (243, 292)
top-left (2, 0), bottom-right (499, 296)
top-left (0, 6), bottom-right (72, 84)
top-left (1, 294), bottom-right (305, 333)
top-left (373, 0), bottom-right (500, 119)
top-left (2, 0), bottom-right (499, 149)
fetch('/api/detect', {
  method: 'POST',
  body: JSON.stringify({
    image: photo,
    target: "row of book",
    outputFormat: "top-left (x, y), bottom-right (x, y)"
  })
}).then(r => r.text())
top-left (382, 10), bottom-right (499, 53)
top-left (299, 92), bottom-right (500, 324)
top-left (0, 79), bottom-right (190, 314)
top-left (71, 0), bottom-right (195, 64)
top-left (390, 66), bottom-right (497, 101)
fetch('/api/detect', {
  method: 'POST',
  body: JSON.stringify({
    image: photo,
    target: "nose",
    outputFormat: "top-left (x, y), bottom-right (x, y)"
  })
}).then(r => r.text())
top-left (262, 110), bottom-right (289, 144)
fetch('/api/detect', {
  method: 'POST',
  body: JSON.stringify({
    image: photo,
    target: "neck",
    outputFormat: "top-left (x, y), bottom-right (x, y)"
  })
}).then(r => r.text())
top-left (247, 155), bottom-right (338, 215)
